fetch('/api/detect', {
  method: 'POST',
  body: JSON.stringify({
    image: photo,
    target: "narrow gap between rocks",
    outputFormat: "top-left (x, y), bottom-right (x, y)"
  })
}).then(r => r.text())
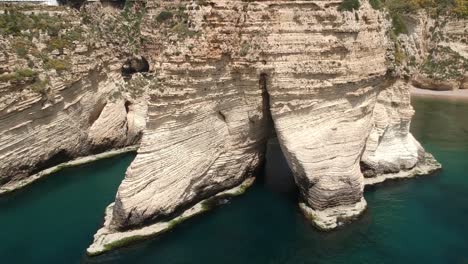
top-left (258, 73), bottom-right (299, 201)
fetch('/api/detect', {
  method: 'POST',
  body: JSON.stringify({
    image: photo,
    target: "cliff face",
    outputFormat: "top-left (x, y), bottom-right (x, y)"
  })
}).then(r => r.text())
top-left (393, 12), bottom-right (468, 91)
top-left (0, 0), bottom-right (444, 251)
top-left (0, 5), bottom-right (147, 193)
top-left (107, 0), bottom-right (438, 233)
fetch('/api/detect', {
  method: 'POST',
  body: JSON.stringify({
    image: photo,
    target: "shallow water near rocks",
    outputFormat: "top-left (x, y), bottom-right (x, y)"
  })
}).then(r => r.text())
top-left (0, 97), bottom-right (467, 264)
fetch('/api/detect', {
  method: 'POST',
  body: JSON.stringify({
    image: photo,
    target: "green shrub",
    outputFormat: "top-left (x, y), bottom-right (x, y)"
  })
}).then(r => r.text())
top-left (30, 79), bottom-right (49, 95)
top-left (171, 22), bottom-right (197, 38)
top-left (156, 10), bottom-right (173, 23)
top-left (338, 0), bottom-right (360, 11)
top-left (12, 39), bottom-right (34, 58)
top-left (46, 37), bottom-right (71, 52)
top-left (16, 68), bottom-right (36, 78)
top-left (391, 13), bottom-right (408, 35)
top-left (453, 0), bottom-right (468, 17)
top-left (44, 58), bottom-right (71, 72)
top-left (385, 0), bottom-right (419, 14)
top-left (239, 42), bottom-right (250, 57)
top-left (420, 47), bottom-right (468, 80)
top-left (0, 68), bottom-right (37, 83)
top-left (0, 10), bottom-right (68, 37)
top-left (369, 0), bottom-right (382, 10)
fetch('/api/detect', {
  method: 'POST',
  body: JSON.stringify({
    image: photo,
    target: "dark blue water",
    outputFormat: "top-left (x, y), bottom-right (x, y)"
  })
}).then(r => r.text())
top-left (1, 98), bottom-right (467, 264)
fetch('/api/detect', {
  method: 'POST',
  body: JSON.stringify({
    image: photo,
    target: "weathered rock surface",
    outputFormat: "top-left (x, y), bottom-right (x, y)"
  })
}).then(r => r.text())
top-left (106, 0), bottom-right (439, 235)
top-left (0, 69), bottom-right (146, 192)
top-left (0, 5), bottom-right (147, 192)
top-left (362, 79), bottom-right (424, 176)
top-left (397, 12), bottom-right (467, 91)
top-left (411, 73), bottom-right (458, 91)
top-left (0, 1), bottom-right (445, 253)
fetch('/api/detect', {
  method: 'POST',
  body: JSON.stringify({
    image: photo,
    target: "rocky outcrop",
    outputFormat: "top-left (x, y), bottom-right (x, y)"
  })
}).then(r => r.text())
top-left (396, 12), bottom-right (467, 91)
top-left (0, 1), bottom-right (443, 254)
top-left (362, 79), bottom-right (424, 176)
top-left (411, 73), bottom-right (457, 91)
top-left (0, 5), bottom-right (147, 193)
top-left (88, 0), bottom-right (439, 242)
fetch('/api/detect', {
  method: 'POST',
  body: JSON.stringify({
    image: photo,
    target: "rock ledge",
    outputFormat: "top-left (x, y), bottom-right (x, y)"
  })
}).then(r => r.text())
top-left (87, 177), bottom-right (255, 256)
top-left (364, 153), bottom-right (441, 187)
top-left (299, 198), bottom-right (368, 231)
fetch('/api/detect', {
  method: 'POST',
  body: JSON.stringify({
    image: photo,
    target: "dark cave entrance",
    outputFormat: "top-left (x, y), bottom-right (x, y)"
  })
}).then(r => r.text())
top-left (121, 56), bottom-right (150, 78)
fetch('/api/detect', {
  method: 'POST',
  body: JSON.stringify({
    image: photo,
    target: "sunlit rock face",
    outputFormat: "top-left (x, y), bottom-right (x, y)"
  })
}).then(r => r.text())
top-left (111, 0), bottom-right (397, 229)
top-left (362, 80), bottom-right (424, 177)
top-left (0, 0), bottom-right (440, 235)
top-left (0, 68), bottom-right (146, 192)
top-left (0, 5), bottom-right (149, 192)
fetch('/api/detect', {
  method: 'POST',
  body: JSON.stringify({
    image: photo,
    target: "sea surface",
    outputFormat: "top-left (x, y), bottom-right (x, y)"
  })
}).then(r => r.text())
top-left (0, 97), bottom-right (467, 264)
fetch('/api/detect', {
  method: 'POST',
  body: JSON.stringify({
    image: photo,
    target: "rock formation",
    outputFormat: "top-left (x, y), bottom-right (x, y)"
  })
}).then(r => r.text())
top-left (0, 5), bottom-right (147, 193)
top-left (0, 0), bottom-right (448, 255)
top-left (93, 0), bottom-right (441, 243)
top-left (394, 11), bottom-right (467, 91)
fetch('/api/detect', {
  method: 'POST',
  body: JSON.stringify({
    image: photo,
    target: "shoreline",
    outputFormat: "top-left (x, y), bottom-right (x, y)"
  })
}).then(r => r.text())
top-left (0, 145), bottom-right (139, 196)
top-left (411, 87), bottom-right (468, 101)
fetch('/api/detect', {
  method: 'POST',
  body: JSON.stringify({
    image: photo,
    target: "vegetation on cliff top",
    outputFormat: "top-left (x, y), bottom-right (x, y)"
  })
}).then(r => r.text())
top-left (0, 6), bottom-right (91, 99)
top-left (338, 0), bottom-right (467, 19)
top-left (420, 46), bottom-right (468, 80)
top-left (338, 0), bottom-right (361, 11)
top-left (153, 4), bottom-right (199, 40)
top-left (369, 0), bottom-right (467, 19)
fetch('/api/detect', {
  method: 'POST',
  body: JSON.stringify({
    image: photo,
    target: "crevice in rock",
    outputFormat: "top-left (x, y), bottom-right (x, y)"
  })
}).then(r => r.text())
top-left (260, 137), bottom-right (299, 200)
top-left (88, 99), bottom-right (107, 126)
top-left (57, 0), bottom-right (87, 9)
top-left (217, 110), bottom-right (226, 122)
top-left (360, 161), bottom-right (377, 178)
top-left (258, 73), bottom-right (299, 200)
top-left (100, 0), bottom-right (126, 9)
top-left (260, 73), bottom-right (272, 124)
top-left (124, 100), bottom-right (132, 114)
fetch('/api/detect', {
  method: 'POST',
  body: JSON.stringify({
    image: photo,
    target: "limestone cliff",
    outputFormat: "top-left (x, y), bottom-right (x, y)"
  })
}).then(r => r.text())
top-left (0, 4), bottom-right (147, 193)
top-left (392, 11), bottom-right (467, 91)
top-left (0, 0), bottom-right (446, 255)
top-left (98, 0), bottom-right (440, 239)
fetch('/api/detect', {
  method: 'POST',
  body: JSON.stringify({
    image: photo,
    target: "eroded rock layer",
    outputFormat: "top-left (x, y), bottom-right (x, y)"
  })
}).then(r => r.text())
top-left (109, 0), bottom-right (424, 231)
top-left (0, 0), bottom-right (443, 245)
top-left (0, 5), bottom-right (147, 193)
top-left (362, 79), bottom-right (424, 176)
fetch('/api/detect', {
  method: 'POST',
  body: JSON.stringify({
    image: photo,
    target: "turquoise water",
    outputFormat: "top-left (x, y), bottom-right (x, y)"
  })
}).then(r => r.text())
top-left (0, 154), bottom-right (136, 264)
top-left (1, 98), bottom-right (468, 264)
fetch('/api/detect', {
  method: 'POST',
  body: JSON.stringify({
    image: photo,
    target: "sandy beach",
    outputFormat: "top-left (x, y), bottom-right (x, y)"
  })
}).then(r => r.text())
top-left (411, 87), bottom-right (468, 101)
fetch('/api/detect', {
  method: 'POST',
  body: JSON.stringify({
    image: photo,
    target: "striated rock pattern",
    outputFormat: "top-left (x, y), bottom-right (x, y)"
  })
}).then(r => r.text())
top-left (362, 79), bottom-right (424, 176)
top-left (0, 69), bottom-right (146, 191)
top-left (0, 5), bottom-right (147, 192)
top-left (108, 0), bottom-right (436, 232)
top-left (0, 0), bottom-right (444, 248)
